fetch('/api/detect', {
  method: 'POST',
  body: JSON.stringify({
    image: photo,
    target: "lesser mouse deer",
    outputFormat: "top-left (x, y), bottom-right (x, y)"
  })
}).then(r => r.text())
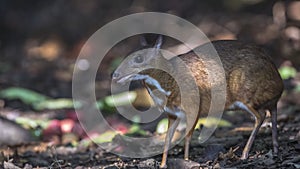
top-left (112, 36), bottom-right (283, 168)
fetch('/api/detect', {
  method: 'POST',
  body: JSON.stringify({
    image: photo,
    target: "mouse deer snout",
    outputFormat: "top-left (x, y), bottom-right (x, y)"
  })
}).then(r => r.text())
top-left (112, 72), bottom-right (120, 79)
top-left (111, 71), bottom-right (120, 80)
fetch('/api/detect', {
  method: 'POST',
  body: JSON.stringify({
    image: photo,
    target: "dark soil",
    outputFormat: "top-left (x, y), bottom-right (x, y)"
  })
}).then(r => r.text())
top-left (1, 1), bottom-right (300, 168)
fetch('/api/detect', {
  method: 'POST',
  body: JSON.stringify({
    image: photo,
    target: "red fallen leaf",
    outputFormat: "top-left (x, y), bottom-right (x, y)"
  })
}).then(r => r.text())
top-left (114, 124), bottom-right (128, 134)
top-left (43, 120), bottom-right (61, 135)
top-left (106, 117), bottom-right (130, 134)
top-left (60, 119), bottom-right (75, 133)
top-left (42, 119), bottom-right (62, 142)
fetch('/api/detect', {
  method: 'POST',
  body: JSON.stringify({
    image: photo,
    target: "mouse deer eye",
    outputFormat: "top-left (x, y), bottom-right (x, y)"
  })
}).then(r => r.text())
top-left (134, 55), bottom-right (144, 63)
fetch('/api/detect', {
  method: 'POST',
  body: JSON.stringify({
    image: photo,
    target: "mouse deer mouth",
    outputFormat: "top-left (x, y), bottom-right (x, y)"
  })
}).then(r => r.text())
top-left (114, 73), bottom-right (138, 84)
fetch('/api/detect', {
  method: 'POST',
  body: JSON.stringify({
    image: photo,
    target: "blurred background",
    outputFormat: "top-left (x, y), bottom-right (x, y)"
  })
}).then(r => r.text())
top-left (1, 0), bottom-right (299, 98)
top-left (0, 0), bottom-right (300, 168)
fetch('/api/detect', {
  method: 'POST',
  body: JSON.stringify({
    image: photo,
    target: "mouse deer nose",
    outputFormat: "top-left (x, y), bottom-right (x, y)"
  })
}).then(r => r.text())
top-left (112, 72), bottom-right (120, 80)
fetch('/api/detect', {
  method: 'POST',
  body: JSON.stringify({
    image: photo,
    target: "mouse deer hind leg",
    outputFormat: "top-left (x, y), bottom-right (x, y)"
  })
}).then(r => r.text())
top-left (269, 104), bottom-right (279, 155)
top-left (184, 111), bottom-right (200, 161)
top-left (160, 115), bottom-right (177, 168)
top-left (231, 101), bottom-right (266, 159)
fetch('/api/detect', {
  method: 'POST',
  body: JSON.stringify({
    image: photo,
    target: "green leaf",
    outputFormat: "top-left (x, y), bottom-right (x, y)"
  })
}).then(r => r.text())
top-left (0, 87), bottom-right (49, 105)
top-left (93, 131), bottom-right (117, 143)
top-left (156, 117), bottom-right (232, 134)
top-left (128, 124), bottom-right (140, 133)
top-left (195, 117), bottom-right (232, 128)
top-left (33, 98), bottom-right (75, 110)
top-left (105, 91), bottom-right (137, 107)
top-left (127, 124), bottom-right (147, 136)
top-left (279, 66), bottom-right (297, 80)
top-left (156, 118), bottom-right (169, 134)
top-left (95, 100), bottom-right (104, 109)
top-left (15, 116), bottom-right (49, 129)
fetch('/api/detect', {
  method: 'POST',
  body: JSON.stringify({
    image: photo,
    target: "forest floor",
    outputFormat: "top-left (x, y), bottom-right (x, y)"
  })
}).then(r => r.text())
top-left (1, 1), bottom-right (300, 168)
top-left (0, 103), bottom-right (299, 169)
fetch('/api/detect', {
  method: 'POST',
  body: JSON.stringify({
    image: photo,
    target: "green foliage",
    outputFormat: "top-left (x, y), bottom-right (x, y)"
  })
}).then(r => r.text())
top-left (195, 117), bottom-right (232, 128)
top-left (279, 66), bottom-right (297, 80)
top-left (156, 117), bottom-right (232, 134)
top-left (93, 131), bottom-right (117, 143)
top-left (127, 124), bottom-right (147, 136)
top-left (15, 117), bottom-right (48, 137)
top-left (0, 87), bottom-right (137, 112)
top-left (156, 118), bottom-right (169, 134)
top-left (0, 87), bottom-right (49, 105)
top-left (33, 98), bottom-right (76, 110)
top-left (15, 117), bottom-right (45, 129)
top-left (105, 91), bottom-right (137, 107)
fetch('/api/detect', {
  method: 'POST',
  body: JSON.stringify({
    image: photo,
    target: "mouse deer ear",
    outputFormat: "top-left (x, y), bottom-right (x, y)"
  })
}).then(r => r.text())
top-left (144, 35), bottom-right (163, 61)
top-left (154, 35), bottom-right (163, 49)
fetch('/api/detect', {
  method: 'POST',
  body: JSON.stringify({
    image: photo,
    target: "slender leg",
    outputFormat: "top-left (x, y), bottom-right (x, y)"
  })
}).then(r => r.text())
top-left (184, 129), bottom-right (193, 160)
top-left (241, 106), bottom-right (266, 159)
top-left (160, 116), bottom-right (179, 168)
top-left (184, 111), bottom-right (199, 161)
top-left (270, 107), bottom-right (278, 155)
top-left (232, 101), bottom-right (266, 159)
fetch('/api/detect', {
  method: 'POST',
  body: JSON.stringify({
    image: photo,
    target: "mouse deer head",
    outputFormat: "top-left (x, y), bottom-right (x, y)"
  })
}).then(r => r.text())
top-left (112, 35), bottom-right (165, 83)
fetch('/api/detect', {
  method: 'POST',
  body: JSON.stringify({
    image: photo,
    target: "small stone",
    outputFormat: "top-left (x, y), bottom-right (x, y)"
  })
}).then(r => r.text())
top-left (167, 158), bottom-right (200, 169)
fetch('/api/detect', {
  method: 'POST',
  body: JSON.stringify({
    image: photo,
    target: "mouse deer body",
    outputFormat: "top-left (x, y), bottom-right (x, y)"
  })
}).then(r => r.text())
top-left (112, 37), bottom-right (283, 168)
